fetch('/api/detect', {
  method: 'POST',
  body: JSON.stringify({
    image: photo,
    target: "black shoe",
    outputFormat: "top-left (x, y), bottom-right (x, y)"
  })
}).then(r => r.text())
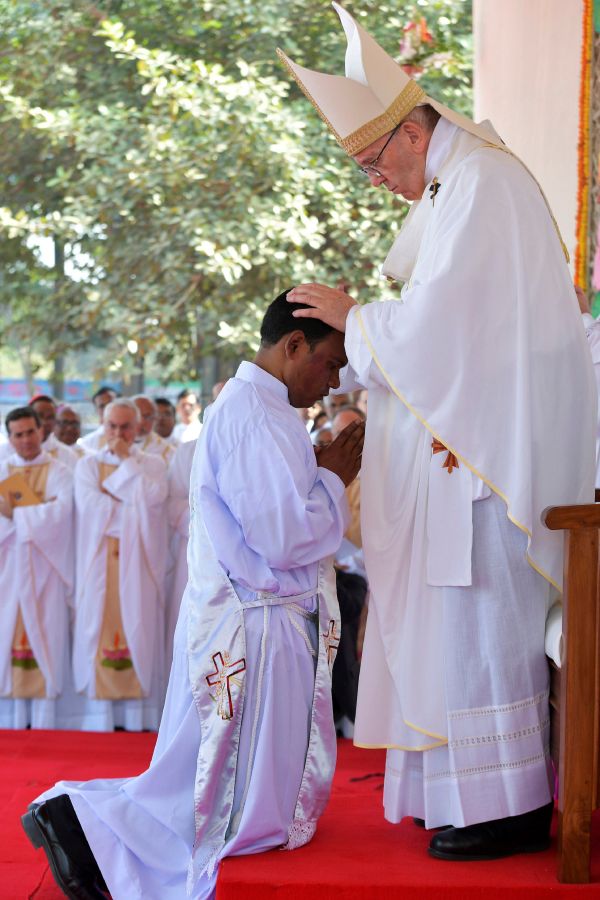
top-left (21, 802), bottom-right (107, 899)
top-left (413, 817), bottom-right (451, 830)
top-left (428, 802), bottom-right (553, 861)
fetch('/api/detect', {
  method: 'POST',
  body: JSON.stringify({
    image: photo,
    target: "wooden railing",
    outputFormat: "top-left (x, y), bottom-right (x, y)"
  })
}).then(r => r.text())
top-left (543, 493), bottom-right (600, 882)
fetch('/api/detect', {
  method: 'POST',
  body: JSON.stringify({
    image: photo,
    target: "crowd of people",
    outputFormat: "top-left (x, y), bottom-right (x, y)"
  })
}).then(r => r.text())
top-left (0, 379), bottom-right (368, 735)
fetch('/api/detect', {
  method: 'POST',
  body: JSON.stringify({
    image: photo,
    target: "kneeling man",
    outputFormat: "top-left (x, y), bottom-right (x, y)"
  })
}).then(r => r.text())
top-left (22, 289), bottom-right (364, 900)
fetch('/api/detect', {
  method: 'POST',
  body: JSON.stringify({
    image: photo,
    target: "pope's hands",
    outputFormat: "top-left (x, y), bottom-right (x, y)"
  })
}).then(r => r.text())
top-left (316, 419), bottom-right (365, 487)
top-left (288, 283), bottom-right (358, 332)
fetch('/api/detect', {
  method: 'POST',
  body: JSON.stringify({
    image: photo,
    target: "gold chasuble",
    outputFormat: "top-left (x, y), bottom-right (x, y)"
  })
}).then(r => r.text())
top-left (95, 462), bottom-right (143, 699)
top-left (6, 462), bottom-right (49, 698)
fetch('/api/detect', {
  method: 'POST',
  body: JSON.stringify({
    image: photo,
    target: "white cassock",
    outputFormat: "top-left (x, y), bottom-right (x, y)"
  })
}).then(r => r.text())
top-left (172, 419), bottom-right (202, 443)
top-left (165, 439), bottom-right (196, 665)
top-left (582, 311), bottom-right (600, 487)
top-left (42, 432), bottom-right (78, 468)
top-left (71, 445), bottom-right (168, 732)
top-left (38, 360), bottom-right (348, 900)
top-left (78, 424), bottom-right (106, 454)
top-left (136, 430), bottom-right (176, 466)
top-left (346, 118), bottom-right (597, 828)
top-left (0, 451), bottom-right (74, 729)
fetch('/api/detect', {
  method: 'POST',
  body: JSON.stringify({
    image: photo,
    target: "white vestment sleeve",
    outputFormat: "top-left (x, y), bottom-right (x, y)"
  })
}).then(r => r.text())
top-left (13, 463), bottom-right (74, 591)
top-left (101, 455), bottom-right (168, 508)
top-left (216, 420), bottom-right (348, 571)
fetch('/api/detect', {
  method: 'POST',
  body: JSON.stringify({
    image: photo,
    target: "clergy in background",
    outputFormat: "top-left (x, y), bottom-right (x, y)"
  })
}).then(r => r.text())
top-left (78, 385), bottom-right (117, 454)
top-left (133, 394), bottom-right (175, 465)
top-left (281, 3), bottom-right (596, 861)
top-left (54, 404), bottom-right (84, 457)
top-left (71, 398), bottom-right (168, 732)
top-left (23, 290), bottom-right (363, 900)
top-left (14, 394), bottom-right (78, 468)
top-left (154, 396), bottom-right (178, 444)
top-left (0, 406), bottom-right (74, 729)
top-left (173, 388), bottom-right (202, 443)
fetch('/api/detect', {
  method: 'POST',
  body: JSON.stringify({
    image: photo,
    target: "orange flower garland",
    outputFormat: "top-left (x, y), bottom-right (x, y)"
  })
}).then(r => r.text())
top-left (575, 0), bottom-right (593, 289)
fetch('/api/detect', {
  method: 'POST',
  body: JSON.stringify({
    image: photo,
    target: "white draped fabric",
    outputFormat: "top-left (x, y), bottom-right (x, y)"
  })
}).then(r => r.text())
top-left (38, 361), bottom-right (348, 899)
top-left (165, 439), bottom-right (196, 665)
top-left (347, 120), bottom-right (596, 824)
top-left (0, 452), bottom-right (74, 728)
top-left (71, 447), bottom-right (168, 731)
top-left (137, 430), bottom-right (176, 465)
top-left (42, 432), bottom-right (78, 468)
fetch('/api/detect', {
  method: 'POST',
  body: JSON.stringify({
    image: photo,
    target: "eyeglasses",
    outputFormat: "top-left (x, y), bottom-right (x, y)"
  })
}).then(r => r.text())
top-left (358, 123), bottom-right (402, 178)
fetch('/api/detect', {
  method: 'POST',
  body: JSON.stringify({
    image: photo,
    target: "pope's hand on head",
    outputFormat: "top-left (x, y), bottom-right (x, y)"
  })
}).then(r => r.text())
top-left (288, 283), bottom-right (358, 332)
top-left (315, 419), bottom-right (365, 486)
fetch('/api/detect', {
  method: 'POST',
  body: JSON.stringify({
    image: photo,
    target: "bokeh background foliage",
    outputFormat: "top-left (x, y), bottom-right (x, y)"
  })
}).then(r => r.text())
top-left (0, 0), bottom-right (472, 386)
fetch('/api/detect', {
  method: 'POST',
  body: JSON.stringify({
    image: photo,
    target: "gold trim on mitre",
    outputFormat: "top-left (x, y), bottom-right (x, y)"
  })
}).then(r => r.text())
top-left (276, 48), bottom-right (345, 147)
top-left (277, 47), bottom-right (426, 156)
top-left (342, 81), bottom-right (426, 155)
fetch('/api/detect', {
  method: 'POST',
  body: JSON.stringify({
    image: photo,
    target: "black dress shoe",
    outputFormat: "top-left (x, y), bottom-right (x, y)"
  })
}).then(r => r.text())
top-left (413, 817), bottom-right (451, 830)
top-left (21, 802), bottom-right (107, 899)
top-left (428, 802), bottom-right (553, 861)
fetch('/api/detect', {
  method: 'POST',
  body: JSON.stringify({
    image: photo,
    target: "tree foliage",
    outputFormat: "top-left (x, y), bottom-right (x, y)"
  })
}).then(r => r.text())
top-left (0, 0), bottom-right (472, 385)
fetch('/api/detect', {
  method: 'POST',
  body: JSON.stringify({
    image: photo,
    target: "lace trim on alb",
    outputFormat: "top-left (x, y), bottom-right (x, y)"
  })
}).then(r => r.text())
top-left (448, 716), bottom-right (550, 750)
top-left (423, 750), bottom-right (550, 782)
top-left (448, 690), bottom-right (549, 720)
top-left (281, 818), bottom-right (317, 851)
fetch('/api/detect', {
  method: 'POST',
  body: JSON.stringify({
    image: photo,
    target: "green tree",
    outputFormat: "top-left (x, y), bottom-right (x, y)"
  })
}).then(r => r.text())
top-left (0, 0), bottom-right (472, 391)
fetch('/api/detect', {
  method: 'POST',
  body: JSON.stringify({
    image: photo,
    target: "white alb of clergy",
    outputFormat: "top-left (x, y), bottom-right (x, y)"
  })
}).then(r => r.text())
top-left (165, 438), bottom-right (196, 665)
top-left (37, 360), bottom-right (348, 900)
top-left (0, 450), bottom-right (74, 729)
top-left (137, 429), bottom-right (176, 466)
top-left (78, 424), bottom-right (106, 454)
top-left (71, 445), bottom-right (168, 732)
top-left (343, 117), bottom-right (597, 828)
top-left (42, 431), bottom-right (78, 468)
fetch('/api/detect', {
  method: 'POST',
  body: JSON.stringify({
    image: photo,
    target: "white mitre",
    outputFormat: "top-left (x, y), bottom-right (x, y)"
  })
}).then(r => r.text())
top-left (277, 2), bottom-right (502, 155)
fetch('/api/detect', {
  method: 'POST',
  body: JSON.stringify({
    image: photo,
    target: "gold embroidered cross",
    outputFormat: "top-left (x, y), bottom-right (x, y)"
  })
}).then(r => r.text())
top-left (323, 620), bottom-right (340, 666)
top-left (206, 651), bottom-right (246, 721)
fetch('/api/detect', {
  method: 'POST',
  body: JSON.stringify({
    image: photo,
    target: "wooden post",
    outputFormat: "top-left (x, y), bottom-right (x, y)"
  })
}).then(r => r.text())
top-left (544, 502), bottom-right (600, 883)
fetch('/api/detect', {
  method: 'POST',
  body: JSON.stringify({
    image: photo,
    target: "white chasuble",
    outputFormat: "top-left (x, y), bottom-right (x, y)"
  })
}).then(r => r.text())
top-left (347, 122), bottom-right (597, 757)
top-left (0, 452), bottom-right (73, 704)
top-left (72, 447), bottom-right (168, 710)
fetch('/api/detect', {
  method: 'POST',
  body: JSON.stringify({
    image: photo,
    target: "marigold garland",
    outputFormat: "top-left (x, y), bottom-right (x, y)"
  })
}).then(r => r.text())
top-left (575, 0), bottom-right (593, 288)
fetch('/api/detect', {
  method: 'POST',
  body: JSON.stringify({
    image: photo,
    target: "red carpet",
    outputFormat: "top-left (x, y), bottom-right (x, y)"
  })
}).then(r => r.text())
top-left (3, 730), bottom-right (600, 899)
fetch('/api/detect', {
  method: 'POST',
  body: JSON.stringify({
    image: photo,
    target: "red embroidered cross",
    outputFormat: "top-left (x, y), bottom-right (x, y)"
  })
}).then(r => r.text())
top-left (206, 651), bottom-right (246, 720)
top-left (323, 619), bottom-right (340, 666)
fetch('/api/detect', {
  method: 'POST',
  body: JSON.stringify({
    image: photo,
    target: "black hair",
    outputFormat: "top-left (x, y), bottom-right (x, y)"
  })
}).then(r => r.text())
top-left (155, 397), bottom-right (175, 412)
top-left (92, 385), bottom-right (118, 404)
top-left (6, 406), bottom-right (41, 435)
top-left (30, 394), bottom-right (55, 406)
top-left (260, 289), bottom-right (335, 350)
